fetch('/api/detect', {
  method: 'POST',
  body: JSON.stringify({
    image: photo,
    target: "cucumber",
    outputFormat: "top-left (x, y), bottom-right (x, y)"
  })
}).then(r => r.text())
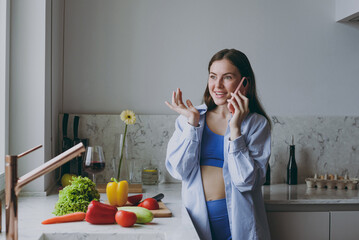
top-left (117, 206), bottom-right (154, 223)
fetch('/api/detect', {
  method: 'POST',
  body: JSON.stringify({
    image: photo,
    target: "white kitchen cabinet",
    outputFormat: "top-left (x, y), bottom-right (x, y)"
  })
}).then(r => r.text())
top-left (267, 212), bottom-right (330, 240)
top-left (330, 211), bottom-right (359, 240)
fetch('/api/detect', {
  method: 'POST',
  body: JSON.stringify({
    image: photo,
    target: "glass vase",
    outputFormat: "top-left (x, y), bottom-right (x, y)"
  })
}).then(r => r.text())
top-left (112, 133), bottom-right (130, 181)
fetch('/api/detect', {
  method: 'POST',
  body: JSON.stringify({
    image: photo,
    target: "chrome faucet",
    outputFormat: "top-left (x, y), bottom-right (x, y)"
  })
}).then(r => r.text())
top-left (5, 142), bottom-right (85, 240)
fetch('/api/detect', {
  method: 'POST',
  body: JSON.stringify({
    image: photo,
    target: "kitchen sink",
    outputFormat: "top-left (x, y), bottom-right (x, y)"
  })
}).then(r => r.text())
top-left (39, 232), bottom-right (166, 240)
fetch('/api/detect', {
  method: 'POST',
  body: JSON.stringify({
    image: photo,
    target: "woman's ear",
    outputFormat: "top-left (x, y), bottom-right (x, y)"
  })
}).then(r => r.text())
top-left (240, 77), bottom-right (250, 97)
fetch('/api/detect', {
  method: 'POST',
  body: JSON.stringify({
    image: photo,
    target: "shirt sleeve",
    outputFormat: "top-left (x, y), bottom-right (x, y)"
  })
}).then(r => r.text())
top-left (227, 114), bottom-right (271, 192)
top-left (165, 115), bottom-right (202, 181)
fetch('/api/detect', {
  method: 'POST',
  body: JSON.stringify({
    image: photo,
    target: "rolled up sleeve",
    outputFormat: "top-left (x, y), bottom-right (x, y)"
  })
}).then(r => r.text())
top-left (165, 115), bottom-right (202, 181)
top-left (227, 115), bottom-right (271, 192)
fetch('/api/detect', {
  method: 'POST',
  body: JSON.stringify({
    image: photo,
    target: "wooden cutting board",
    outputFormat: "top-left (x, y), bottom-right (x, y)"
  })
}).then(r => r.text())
top-left (104, 201), bottom-right (172, 218)
top-left (96, 183), bottom-right (142, 193)
top-left (123, 201), bottom-right (172, 218)
top-left (150, 201), bottom-right (172, 218)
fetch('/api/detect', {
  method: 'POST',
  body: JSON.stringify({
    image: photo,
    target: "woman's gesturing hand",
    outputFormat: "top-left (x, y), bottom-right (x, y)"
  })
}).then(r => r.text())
top-left (227, 90), bottom-right (249, 140)
top-left (165, 88), bottom-right (200, 127)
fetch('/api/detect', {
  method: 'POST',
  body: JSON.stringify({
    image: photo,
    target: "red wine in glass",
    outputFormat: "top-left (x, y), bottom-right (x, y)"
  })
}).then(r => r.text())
top-left (84, 161), bottom-right (105, 174)
top-left (83, 146), bottom-right (106, 183)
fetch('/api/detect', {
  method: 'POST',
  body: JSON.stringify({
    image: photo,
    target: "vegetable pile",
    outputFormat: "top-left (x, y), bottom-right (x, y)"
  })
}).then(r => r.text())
top-left (53, 176), bottom-right (100, 216)
top-left (44, 179), bottom-right (160, 228)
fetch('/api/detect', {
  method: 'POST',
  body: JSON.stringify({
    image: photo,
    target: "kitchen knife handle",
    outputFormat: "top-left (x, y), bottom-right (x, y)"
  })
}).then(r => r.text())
top-left (152, 193), bottom-right (164, 202)
top-left (62, 113), bottom-right (69, 137)
top-left (73, 116), bottom-right (80, 140)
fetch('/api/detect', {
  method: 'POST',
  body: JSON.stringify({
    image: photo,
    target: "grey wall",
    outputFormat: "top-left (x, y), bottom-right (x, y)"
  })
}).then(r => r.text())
top-left (6, 0), bottom-right (359, 192)
top-left (7, 0), bottom-right (62, 193)
top-left (62, 0), bottom-right (359, 116)
top-left (9, 0), bottom-right (51, 192)
top-left (51, 0), bottom-right (65, 183)
top-left (0, 0), bottom-right (8, 174)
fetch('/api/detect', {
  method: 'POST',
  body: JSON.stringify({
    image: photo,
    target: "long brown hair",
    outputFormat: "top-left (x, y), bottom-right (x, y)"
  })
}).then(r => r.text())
top-left (203, 49), bottom-right (271, 127)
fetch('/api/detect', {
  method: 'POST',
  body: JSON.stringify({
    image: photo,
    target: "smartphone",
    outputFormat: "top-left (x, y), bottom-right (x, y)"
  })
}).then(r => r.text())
top-left (227, 77), bottom-right (250, 113)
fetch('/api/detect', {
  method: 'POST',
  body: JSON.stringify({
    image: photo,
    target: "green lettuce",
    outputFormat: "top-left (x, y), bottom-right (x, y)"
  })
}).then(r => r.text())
top-left (53, 176), bottom-right (100, 216)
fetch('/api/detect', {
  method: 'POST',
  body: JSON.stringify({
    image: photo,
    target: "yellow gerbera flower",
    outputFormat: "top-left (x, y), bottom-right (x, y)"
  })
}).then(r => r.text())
top-left (120, 110), bottom-right (136, 125)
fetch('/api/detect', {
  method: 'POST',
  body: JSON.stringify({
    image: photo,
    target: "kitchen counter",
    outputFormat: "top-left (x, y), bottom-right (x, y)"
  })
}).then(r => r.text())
top-left (0, 183), bottom-right (199, 240)
top-left (2, 183), bottom-right (359, 239)
top-left (263, 184), bottom-right (359, 211)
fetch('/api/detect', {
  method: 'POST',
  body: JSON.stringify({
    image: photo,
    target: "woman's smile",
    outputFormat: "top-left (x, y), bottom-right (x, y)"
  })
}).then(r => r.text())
top-left (213, 91), bottom-right (228, 98)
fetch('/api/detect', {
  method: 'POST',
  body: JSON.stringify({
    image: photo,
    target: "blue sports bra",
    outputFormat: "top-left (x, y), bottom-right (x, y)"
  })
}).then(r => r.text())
top-left (200, 121), bottom-right (224, 168)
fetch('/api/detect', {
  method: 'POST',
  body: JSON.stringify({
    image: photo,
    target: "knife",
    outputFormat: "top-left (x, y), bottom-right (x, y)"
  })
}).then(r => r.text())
top-left (62, 113), bottom-right (73, 151)
top-left (73, 116), bottom-right (80, 142)
top-left (61, 113), bottom-right (73, 175)
top-left (152, 193), bottom-right (164, 202)
top-left (70, 116), bottom-right (81, 175)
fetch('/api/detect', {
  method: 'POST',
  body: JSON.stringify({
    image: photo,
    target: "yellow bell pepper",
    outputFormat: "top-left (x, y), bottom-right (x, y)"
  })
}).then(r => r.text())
top-left (106, 178), bottom-right (129, 207)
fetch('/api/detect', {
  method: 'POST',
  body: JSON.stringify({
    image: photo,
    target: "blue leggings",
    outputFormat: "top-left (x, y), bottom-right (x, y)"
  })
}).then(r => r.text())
top-left (206, 198), bottom-right (232, 240)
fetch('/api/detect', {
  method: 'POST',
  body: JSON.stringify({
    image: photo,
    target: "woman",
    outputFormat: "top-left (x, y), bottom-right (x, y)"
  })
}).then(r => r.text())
top-left (165, 49), bottom-right (271, 240)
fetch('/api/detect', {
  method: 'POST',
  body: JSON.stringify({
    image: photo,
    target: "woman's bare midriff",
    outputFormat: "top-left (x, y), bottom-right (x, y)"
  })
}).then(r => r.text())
top-left (201, 165), bottom-right (226, 201)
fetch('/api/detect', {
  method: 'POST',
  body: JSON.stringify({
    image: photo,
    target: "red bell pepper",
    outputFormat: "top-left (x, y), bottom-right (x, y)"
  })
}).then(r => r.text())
top-left (85, 200), bottom-right (117, 224)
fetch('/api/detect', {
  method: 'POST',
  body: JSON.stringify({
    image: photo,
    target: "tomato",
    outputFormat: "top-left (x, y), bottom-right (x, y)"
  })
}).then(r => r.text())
top-left (115, 210), bottom-right (137, 227)
top-left (138, 198), bottom-right (159, 210)
top-left (127, 194), bottom-right (143, 205)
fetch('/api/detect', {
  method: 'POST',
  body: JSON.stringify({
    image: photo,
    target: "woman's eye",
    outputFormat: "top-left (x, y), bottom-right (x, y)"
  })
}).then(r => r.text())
top-left (209, 75), bottom-right (216, 80)
top-left (224, 76), bottom-right (232, 80)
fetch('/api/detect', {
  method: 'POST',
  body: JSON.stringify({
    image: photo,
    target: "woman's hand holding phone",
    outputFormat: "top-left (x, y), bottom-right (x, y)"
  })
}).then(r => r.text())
top-left (227, 77), bottom-right (250, 140)
top-left (227, 77), bottom-right (249, 114)
top-left (165, 88), bottom-right (200, 127)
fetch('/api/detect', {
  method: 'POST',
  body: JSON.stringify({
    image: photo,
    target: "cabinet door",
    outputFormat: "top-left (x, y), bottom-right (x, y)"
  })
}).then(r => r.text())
top-left (267, 212), bottom-right (330, 240)
top-left (331, 211), bottom-right (359, 240)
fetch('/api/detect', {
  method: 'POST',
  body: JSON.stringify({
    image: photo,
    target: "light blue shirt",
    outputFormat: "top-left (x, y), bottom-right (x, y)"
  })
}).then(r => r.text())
top-left (166, 104), bottom-right (271, 240)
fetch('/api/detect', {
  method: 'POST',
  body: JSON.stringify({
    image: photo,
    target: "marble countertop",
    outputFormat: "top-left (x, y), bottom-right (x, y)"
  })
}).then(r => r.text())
top-left (263, 184), bottom-right (359, 211)
top-left (0, 183), bottom-right (199, 240)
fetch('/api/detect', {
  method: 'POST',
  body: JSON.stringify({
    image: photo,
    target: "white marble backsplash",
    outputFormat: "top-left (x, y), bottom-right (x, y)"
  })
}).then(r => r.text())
top-left (59, 114), bottom-right (359, 184)
top-left (270, 116), bottom-right (359, 184)
top-left (59, 114), bottom-right (177, 184)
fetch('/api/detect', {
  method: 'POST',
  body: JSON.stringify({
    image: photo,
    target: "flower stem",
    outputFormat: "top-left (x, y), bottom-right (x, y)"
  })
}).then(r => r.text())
top-left (117, 124), bottom-right (128, 180)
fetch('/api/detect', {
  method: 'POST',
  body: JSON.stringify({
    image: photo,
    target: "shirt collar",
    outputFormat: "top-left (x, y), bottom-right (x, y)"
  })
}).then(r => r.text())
top-left (196, 104), bottom-right (208, 115)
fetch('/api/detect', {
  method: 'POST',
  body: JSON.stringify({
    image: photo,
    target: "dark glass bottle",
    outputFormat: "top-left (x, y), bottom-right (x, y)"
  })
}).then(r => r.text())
top-left (264, 163), bottom-right (270, 185)
top-left (287, 144), bottom-right (298, 185)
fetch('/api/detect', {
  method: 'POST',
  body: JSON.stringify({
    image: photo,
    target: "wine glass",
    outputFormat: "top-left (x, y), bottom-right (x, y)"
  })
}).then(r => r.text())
top-left (83, 146), bottom-right (106, 184)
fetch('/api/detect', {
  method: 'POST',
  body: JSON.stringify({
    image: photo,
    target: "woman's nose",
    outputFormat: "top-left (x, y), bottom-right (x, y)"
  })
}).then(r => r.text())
top-left (215, 78), bottom-right (223, 88)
